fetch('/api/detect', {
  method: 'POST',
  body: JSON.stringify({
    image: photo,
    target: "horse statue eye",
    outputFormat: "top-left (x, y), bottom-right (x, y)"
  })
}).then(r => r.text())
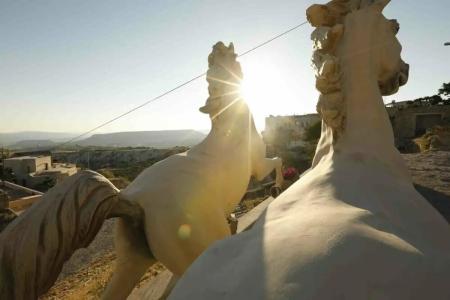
top-left (389, 19), bottom-right (400, 34)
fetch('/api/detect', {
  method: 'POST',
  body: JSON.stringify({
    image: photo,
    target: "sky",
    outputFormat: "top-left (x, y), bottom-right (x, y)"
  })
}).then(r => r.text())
top-left (1, 0), bottom-right (449, 135)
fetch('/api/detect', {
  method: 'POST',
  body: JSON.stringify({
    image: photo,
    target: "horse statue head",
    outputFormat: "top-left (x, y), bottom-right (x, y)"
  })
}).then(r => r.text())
top-left (356, 2), bottom-right (409, 96)
top-left (309, 0), bottom-right (410, 175)
top-left (199, 42), bottom-right (245, 121)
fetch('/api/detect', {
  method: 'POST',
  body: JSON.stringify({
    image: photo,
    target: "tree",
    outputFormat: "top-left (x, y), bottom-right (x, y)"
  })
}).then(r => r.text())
top-left (273, 126), bottom-right (293, 149)
top-left (0, 168), bottom-right (16, 182)
top-left (428, 95), bottom-right (443, 105)
top-left (304, 121), bottom-right (322, 142)
top-left (438, 82), bottom-right (450, 99)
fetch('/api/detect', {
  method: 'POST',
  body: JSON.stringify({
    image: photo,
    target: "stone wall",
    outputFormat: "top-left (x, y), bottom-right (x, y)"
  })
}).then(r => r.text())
top-left (387, 104), bottom-right (450, 149)
top-left (3, 156), bottom-right (52, 183)
top-left (263, 114), bottom-right (320, 149)
top-left (265, 104), bottom-right (450, 153)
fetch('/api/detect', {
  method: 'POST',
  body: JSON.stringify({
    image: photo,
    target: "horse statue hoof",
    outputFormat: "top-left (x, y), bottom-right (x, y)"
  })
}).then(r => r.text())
top-left (270, 187), bottom-right (282, 198)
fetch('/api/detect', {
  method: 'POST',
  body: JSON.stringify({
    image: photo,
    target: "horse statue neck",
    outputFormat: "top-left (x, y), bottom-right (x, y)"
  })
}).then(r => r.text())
top-left (337, 15), bottom-right (399, 157)
top-left (310, 1), bottom-right (410, 181)
top-left (206, 99), bottom-right (255, 143)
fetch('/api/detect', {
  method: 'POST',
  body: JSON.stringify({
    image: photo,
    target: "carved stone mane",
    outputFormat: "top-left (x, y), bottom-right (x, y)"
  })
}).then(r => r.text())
top-left (310, 7), bottom-right (346, 138)
top-left (207, 42), bottom-right (242, 76)
top-left (200, 42), bottom-right (243, 115)
top-left (307, 0), bottom-right (375, 27)
top-left (308, 0), bottom-right (405, 141)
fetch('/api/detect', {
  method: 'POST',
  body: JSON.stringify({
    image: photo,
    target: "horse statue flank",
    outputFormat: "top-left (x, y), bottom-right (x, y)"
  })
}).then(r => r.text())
top-left (103, 42), bottom-right (283, 300)
top-left (169, 1), bottom-right (450, 299)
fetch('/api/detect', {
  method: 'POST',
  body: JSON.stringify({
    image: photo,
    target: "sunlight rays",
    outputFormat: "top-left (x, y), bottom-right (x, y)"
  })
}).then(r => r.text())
top-left (211, 96), bottom-right (242, 120)
top-left (239, 60), bottom-right (291, 121)
top-left (206, 76), bottom-right (241, 88)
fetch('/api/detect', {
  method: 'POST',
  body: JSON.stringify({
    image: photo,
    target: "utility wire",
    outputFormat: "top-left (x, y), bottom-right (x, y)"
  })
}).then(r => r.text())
top-left (56, 72), bottom-right (207, 148)
top-left (54, 20), bottom-right (309, 149)
top-left (238, 21), bottom-right (308, 57)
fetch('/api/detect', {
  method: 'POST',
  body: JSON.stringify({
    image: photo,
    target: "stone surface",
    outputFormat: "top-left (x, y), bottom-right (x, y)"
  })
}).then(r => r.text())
top-left (103, 42), bottom-right (284, 300)
top-left (129, 197), bottom-right (274, 299)
top-left (169, 2), bottom-right (450, 299)
top-left (236, 197), bottom-right (274, 232)
top-left (128, 271), bottom-right (175, 300)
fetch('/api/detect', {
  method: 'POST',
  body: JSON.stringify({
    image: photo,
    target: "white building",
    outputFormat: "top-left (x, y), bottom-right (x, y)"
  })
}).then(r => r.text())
top-left (3, 155), bottom-right (77, 188)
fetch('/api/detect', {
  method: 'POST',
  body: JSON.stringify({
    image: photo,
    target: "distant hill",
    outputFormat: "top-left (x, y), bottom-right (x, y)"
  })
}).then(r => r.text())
top-left (9, 139), bottom-right (56, 150)
top-left (0, 131), bottom-right (77, 147)
top-left (77, 130), bottom-right (206, 148)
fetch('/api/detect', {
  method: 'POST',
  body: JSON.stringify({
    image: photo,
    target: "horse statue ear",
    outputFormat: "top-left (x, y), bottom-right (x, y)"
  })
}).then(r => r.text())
top-left (229, 43), bottom-right (235, 53)
top-left (371, 0), bottom-right (390, 13)
top-left (306, 4), bottom-right (332, 27)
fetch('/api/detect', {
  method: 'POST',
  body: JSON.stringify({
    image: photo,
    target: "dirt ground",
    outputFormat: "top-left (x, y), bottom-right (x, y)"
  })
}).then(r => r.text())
top-left (40, 219), bottom-right (166, 300)
top-left (403, 151), bottom-right (450, 221)
top-left (41, 151), bottom-right (450, 299)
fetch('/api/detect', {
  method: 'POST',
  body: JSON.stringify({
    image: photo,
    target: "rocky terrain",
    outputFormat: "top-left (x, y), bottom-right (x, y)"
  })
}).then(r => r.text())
top-left (0, 132), bottom-right (76, 147)
top-left (53, 147), bottom-right (188, 170)
top-left (41, 151), bottom-right (450, 299)
top-left (1, 130), bottom-right (206, 150)
top-left (403, 151), bottom-right (450, 221)
top-left (77, 130), bottom-right (205, 148)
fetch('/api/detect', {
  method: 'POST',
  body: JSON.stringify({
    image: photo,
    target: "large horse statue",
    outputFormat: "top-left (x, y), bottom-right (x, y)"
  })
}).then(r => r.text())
top-left (169, 1), bottom-right (450, 299)
top-left (0, 42), bottom-right (283, 300)
top-left (103, 42), bottom-right (283, 299)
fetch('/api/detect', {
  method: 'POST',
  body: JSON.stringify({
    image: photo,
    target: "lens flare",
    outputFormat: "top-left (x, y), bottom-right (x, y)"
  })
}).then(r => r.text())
top-left (178, 224), bottom-right (192, 240)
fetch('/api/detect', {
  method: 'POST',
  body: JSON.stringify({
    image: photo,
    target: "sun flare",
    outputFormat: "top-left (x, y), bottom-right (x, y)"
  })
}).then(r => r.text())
top-left (239, 61), bottom-right (292, 129)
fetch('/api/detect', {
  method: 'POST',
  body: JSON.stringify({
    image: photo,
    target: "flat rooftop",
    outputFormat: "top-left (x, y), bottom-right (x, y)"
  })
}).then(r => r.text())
top-left (4, 155), bottom-right (49, 161)
top-left (0, 181), bottom-right (43, 201)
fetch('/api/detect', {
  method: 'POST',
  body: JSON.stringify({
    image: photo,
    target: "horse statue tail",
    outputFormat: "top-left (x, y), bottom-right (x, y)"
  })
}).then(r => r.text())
top-left (0, 170), bottom-right (143, 300)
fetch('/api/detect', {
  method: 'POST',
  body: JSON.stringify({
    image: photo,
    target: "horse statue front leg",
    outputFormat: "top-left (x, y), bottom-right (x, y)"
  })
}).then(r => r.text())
top-left (254, 157), bottom-right (284, 198)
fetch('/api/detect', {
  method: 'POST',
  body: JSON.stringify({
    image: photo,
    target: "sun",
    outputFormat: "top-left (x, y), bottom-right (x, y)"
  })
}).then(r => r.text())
top-left (239, 60), bottom-right (291, 130)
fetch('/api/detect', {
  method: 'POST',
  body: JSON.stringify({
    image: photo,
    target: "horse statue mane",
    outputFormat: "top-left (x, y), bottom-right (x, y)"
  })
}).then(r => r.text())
top-left (309, 0), bottom-right (409, 145)
top-left (308, 0), bottom-right (357, 138)
top-left (207, 42), bottom-right (242, 76)
top-left (200, 42), bottom-right (243, 116)
top-left (307, 0), bottom-right (376, 26)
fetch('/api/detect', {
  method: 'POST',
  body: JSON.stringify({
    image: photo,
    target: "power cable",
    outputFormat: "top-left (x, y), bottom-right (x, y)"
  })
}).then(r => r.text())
top-left (53, 20), bottom-right (310, 149)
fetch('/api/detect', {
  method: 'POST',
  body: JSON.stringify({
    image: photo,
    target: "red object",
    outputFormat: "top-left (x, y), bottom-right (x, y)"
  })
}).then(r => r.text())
top-left (283, 167), bottom-right (299, 180)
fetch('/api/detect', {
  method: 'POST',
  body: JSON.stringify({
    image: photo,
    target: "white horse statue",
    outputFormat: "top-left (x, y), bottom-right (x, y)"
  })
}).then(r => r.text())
top-left (103, 42), bottom-right (283, 299)
top-left (169, 1), bottom-right (450, 299)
